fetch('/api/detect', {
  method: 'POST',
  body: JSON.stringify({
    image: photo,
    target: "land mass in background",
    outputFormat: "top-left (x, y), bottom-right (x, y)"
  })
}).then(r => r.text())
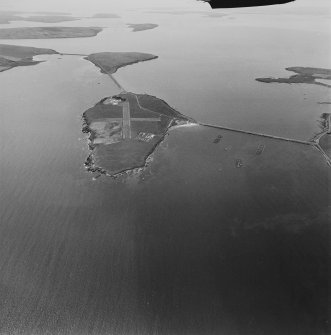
top-left (0, 12), bottom-right (124, 24)
top-left (21, 15), bottom-right (79, 23)
top-left (92, 13), bottom-right (120, 18)
top-left (256, 67), bottom-right (331, 88)
top-left (0, 44), bottom-right (57, 72)
top-left (127, 23), bottom-right (159, 32)
top-left (0, 12), bottom-right (79, 23)
top-left (0, 27), bottom-right (102, 39)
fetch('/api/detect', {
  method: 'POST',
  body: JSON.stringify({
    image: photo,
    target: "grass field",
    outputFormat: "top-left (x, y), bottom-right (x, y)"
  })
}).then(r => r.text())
top-left (86, 52), bottom-right (158, 74)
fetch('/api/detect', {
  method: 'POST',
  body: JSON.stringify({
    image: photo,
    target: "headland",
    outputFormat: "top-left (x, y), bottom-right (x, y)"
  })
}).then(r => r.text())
top-left (0, 44), bottom-right (58, 72)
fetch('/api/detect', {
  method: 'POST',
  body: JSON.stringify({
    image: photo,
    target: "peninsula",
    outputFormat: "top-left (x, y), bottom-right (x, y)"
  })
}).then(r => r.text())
top-left (256, 67), bottom-right (331, 88)
top-left (83, 92), bottom-right (193, 175)
top-left (0, 44), bottom-right (58, 72)
top-left (127, 23), bottom-right (158, 32)
top-left (0, 27), bottom-right (102, 39)
top-left (85, 52), bottom-right (158, 74)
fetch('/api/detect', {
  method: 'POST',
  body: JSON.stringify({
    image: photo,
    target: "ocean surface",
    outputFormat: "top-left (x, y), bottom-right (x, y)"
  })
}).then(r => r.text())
top-left (0, 1), bottom-right (330, 334)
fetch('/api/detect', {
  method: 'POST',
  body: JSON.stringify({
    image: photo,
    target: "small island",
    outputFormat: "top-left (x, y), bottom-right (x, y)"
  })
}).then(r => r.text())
top-left (92, 13), bottom-right (120, 18)
top-left (0, 44), bottom-right (58, 72)
top-left (83, 92), bottom-right (194, 175)
top-left (127, 23), bottom-right (158, 32)
top-left (256, 67), bottom-right (331, 88)
top-left (85, 52), bottom-right (158, 74)
top-left (0, 27), bottom-right (102, 39)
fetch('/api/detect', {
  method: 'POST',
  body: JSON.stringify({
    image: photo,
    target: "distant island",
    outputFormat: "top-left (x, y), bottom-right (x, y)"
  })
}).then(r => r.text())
top-left (83, 92), bottom-right (193, 175)
top-left (22, 15), bottom-right (79, 23)
top-left (0, 27), bottom-right (102, 39)
top-left (92, 13), bottom-right (120, 18)
top-left (0, 44), bottom-right (57, 72)
top-left (0, 13), bottom-right (22, 24)
top-left (33, 11), bottom-right (71, 15)
top-left (127, 23), bottom-right (158, 32)
top-left (256, 67), bottom-right (331, 88)
top-left (0, 12), bottom-right (78, 24)
top-left (86, 52), bottom-right (158, 74)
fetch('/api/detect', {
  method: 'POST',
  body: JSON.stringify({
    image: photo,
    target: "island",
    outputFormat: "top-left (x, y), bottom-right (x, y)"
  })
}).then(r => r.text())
top-left (85, 52), bottom-right (158, 74)
top-left (0, 27), bottom-right (102, 39)
top-left (256, 67), bottom-right (331, 88)
top-left (34, 11), bottom-right (71, 15)
top-left (0, 13), bottom-right (22, 24)
top-left (0, 12), bottom-right (78, 24)
top-left (127, 23), bottom-right (158, 32)
top-left (22, 15), bottom-right (79, 23)
top-left (83, 92), bottom-right (194, 175)
top-left (0, 44), bottom-right (58, 72)
top-left (92, 13), bottom-right (120, 18)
